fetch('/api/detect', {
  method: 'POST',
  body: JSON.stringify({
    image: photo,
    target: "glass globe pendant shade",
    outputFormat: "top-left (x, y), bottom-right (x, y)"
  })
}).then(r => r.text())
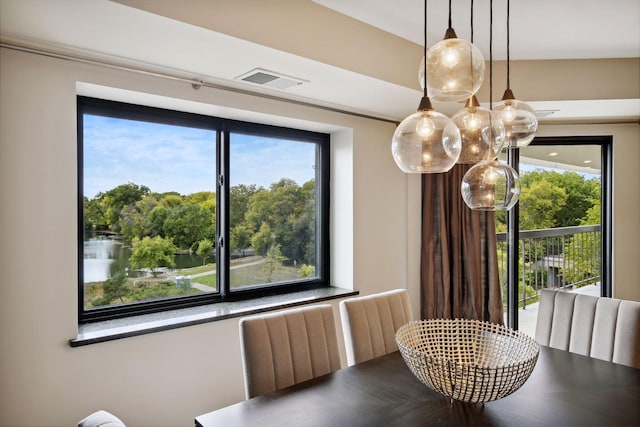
top-left (461, 159), bottom-right (521, 211)
top-left (420, 29), bottom-right (485, 102)
top-left (493, 89), bottom-right (538, 148)
top-left (451, 96), bottom-right (506, 164)
top-left (391, 101), bottom-right (462, 173)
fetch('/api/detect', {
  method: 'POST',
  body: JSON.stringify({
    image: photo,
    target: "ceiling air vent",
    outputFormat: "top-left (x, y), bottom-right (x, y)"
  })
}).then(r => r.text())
top-left (235, 68), bottom-right (307, 90)
top-left (535, 109), bottom-right (560, 118)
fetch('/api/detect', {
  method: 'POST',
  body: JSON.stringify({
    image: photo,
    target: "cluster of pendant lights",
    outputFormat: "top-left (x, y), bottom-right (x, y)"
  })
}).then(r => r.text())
top-left (391, 0), bottom-right (538, 211)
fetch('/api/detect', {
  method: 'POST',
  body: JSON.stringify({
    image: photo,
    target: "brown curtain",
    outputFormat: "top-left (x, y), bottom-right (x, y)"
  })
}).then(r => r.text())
top-left (420, 164), bottom-right (504, 324)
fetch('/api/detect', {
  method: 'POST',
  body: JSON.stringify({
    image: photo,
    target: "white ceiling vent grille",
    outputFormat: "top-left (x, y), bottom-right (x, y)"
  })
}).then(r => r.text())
top-left (235, 68), bottom-right (308, 90)
top-left (535, 109), bottom-right (560, 118)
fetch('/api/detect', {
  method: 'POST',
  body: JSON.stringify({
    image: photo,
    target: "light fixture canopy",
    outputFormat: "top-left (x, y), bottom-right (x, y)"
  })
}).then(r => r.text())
top-left (461, 159), bottom-right (521, 211)
top-left (392, 96), bottom-right (462, 173)
top-left (451, 95), bottom-right (506, 164)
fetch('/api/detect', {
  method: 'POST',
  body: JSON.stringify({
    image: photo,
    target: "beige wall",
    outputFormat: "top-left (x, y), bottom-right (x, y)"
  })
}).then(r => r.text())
top-left (1, 38), bottom-right (639, 427)
top-left (0, 47), bottom-right (408, 427)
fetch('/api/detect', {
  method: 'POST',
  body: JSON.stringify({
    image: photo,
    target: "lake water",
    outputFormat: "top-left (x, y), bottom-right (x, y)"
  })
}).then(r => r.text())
top-left (83, 235), bottom-right (208, 283)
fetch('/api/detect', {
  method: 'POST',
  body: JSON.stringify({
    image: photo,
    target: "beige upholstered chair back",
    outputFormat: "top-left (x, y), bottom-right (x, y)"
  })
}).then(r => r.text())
top-left (339, 289), bottom-right (413, 366)
top-left (239, 304), bottom-right (342, 399)
top-left (535, 289), bottom-right (640, 368)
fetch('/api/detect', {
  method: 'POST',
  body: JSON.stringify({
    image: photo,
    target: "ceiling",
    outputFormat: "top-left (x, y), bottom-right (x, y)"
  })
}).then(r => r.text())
top-left (314, 0), bottom-right (640, 61)
top-left (1, 0), bottom-right (638, 172)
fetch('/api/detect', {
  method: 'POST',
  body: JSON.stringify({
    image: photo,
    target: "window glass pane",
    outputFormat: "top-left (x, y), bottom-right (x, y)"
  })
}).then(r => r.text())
top-left (82, 114), bottom-right (217, 311)
top-left (229, 133), bottom-right (318, 290)
top-left (497, 143), bottom-right (602, 336)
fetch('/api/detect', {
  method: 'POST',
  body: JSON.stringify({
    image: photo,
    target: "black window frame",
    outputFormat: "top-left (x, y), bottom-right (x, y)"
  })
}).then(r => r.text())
top-left (77, 96), bottom-right (330, 323)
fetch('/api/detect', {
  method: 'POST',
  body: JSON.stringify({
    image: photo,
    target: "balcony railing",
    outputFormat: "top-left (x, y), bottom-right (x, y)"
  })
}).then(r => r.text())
top-left (496, 225), bottom-right (601, 308)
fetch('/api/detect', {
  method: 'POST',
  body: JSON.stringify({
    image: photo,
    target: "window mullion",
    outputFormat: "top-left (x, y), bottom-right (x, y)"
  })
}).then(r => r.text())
top-left (218, 128), bottom-right (230, 298)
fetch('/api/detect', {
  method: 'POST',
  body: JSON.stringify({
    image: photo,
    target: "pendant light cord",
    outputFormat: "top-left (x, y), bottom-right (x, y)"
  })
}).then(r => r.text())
top-left (448, 0), bottom-right (453, 29)
top-left (490, 0), bottom-right (493, 108)
top-left (470, 0), bottom-right (474, 42)
top-left (488, 0), bottom-right (494, 152)
top-left (423, 0), bottom-right (428, 98)
top-left (506, 0), bottom-right (511, 90)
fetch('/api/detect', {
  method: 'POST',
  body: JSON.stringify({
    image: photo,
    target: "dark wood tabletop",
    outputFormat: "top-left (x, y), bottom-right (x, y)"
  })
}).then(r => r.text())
top-left (195, 345), bottom-right (640, 427)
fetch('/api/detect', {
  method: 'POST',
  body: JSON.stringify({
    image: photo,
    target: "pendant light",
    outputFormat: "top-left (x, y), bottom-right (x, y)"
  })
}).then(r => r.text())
top-left (461, 0), bottom-right (521, 211)
top-left (419, 0), bottom-right (485, 102)
top-left (493, 0), bottom-right (538, 148)
top-left (451, 95), bottom-right (505, 164)
top-left (461, 159), bottom-right (521, 210)
top-left (392, 0), bottom-right (461, 174)
top-left (451, 0), bottom-right (505, 164)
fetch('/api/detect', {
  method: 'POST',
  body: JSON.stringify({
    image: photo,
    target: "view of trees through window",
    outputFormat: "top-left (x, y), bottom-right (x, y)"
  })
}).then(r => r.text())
top-left (79, 97), bottom-right (327, 320)
top-left (495, 141), bottom-right (605, 333)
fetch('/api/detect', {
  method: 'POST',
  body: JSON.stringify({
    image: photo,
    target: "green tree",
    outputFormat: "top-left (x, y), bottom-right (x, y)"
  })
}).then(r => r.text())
top-left (519, 179), bottom-right (568, 230)
top-left (163, 204), bottom-right (214, 249)
top-left (245, 189), bottom-right (275, 232)
top-left (118, 195), bottom-right (161, 242)
top-left (244, 179), bottom-right (304, 231)
top-left (261, 179), bottom-right (309, 265)
top-left (184, 191), bottom-right (215, 205)
top-left (83, 196), bottom-right (106, 230)
top-left (100, 182), bottom-right (150, 231)
top-left (196, 238), bottom-right (214, 266)
top-left (262, 244), bottom-right (288, 283)
top-left (159, 193), bottom-right (184, 208)
top-left (230, 224), bottom-right (252, 257)
top-left (581, 185), bottom-right (601, 225)
top-left (298, 264), bottom-right (315, 279)
top-left (129, 236), bottom-right (176, 277)
top-left (242, 178), bottom-right (314, 265)
top-left (251, 222), bottom-right (273, 257)
top-left (562, 186), bottom-right (603, 287)
top-left (146, 205), bottom-right (169, 238)
top-left (230, 184), bottom-right (261, 227)
top-left (92, 271), bottom-right (129, 306)
top-left (289, 190), bottom-right (316, 265)
top-left (520, 170), bottom-right (599, 227)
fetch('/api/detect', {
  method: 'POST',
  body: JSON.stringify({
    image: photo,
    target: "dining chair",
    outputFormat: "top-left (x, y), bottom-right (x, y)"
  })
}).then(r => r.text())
top-left (535, 289), bottom-right (640, 368)
top-left (339, 289), bottom-right (413, 366)
top-left (239, 304), bottom-right (342, 399)
top-left (77, 410), bottom-right (126, 427)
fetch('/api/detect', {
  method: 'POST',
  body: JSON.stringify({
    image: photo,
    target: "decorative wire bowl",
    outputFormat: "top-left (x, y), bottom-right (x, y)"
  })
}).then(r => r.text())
top-left (395, 319), bottom-right (539, 404)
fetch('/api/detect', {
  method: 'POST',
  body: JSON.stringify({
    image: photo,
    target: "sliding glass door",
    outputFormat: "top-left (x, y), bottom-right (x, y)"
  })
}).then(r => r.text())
top-left (498, 136), bottom-right (612, 335)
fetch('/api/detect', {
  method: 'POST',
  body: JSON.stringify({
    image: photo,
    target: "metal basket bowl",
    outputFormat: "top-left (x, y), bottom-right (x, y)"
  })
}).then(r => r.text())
top-left (395, 318), bottom-right (539, 404)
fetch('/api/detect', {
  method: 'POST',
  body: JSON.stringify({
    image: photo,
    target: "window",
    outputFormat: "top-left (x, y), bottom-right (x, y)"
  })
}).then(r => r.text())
top-left (497, 136), bottom-right (612, 335)
top-left (78, 96), bottom-right (330, 323)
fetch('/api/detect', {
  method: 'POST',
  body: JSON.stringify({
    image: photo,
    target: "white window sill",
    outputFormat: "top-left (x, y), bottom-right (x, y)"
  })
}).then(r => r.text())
top-left (70, 287), bottom-right (357, 347)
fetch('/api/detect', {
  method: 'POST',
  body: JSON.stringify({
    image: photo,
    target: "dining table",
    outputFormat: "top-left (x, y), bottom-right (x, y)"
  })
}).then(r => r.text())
top-left (195, 345), bottom-right (640, 426)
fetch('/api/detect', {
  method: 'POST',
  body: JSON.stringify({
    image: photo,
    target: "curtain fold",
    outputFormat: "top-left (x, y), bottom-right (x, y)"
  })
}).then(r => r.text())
top-left (420, 164), bottom-right (504, 324)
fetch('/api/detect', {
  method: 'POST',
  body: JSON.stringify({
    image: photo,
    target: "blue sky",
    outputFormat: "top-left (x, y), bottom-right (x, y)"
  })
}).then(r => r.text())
top-left (83, 115), bottom-right (316, 198)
